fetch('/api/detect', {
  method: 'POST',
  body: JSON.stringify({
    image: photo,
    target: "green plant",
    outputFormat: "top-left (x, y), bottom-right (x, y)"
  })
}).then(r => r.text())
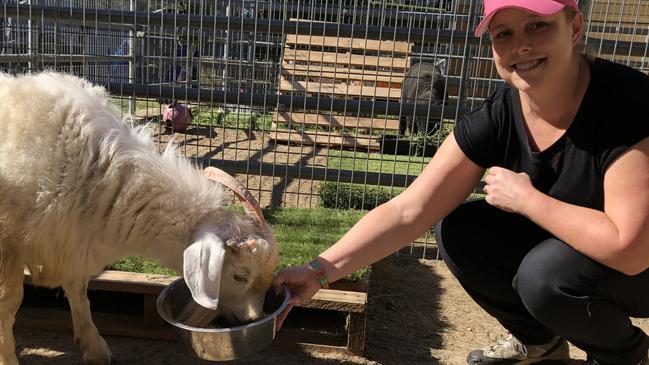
top-left (110, 256), bottom-right (178, 276)
top-left (409, 132), bottom-right (435, 157)
top-left (319, 181), bottom-right (402, 210)
top-left (192, 108), bottom-right (273, 131)
top-left (406, 122), bottom-right (453, 156)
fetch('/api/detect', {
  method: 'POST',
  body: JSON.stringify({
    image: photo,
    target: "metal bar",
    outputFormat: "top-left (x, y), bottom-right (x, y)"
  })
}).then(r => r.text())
top-left (255, 1), bottom-right (457, 23)
top-left (4, 5), bottom-right (643, 56)
top-left (3, 4), bottom-right (468, 43)
top-left (108, 82), bottom-right (473, 119)
top-left (0, 53), bottom-right (134, 62)
top-left (201, 158), bottom-right (418, 186)
top-left (199, 157), bottom-right (487, 189)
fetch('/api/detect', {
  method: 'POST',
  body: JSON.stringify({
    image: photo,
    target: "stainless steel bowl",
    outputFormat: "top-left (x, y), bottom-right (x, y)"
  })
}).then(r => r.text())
top-left (156, 277), bottom-right (290, 362)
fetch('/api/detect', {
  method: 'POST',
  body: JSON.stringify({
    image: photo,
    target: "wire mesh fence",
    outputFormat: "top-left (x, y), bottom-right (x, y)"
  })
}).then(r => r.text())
top-left (1, 0), bottom-right (647, 254)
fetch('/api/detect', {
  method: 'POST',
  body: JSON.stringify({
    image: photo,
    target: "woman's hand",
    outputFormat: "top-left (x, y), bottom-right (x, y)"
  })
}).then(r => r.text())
top-left (483, 166), bottom-right (536, 214)
top-left (272, 265), bottom-right (322, 330)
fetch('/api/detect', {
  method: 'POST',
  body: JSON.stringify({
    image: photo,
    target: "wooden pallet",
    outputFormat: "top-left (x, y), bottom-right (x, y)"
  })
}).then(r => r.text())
top-left (270, 29), bottom-right (411, 150)
top-left (17, 270), bottom-right (369, 356)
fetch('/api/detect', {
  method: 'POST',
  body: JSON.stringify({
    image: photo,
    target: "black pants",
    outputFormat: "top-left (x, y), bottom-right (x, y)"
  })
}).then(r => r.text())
top-left (435, 199), bottom-right (649, 365)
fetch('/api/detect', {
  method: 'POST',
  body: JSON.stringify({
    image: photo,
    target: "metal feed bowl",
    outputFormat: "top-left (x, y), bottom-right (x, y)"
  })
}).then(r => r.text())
top-left (156, 278), bottom-right (289, 362)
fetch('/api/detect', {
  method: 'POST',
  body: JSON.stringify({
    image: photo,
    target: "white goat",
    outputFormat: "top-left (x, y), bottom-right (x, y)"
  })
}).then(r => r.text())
top-left (0, 72), bottom-right (279, 365)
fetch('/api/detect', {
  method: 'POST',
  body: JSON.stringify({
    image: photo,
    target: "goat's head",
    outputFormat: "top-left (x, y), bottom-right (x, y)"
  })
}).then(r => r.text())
top-left (182, 168), bottom-right (279, 324)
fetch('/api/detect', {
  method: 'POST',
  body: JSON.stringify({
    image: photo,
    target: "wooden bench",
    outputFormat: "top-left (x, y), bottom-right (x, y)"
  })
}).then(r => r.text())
top-left (269, 31), bottom-right (412, 151)
top-left (18, 269), bottom-right (369, 356)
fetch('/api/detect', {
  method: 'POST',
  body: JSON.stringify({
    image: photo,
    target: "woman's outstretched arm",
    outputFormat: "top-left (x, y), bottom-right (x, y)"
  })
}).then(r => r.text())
top-left (273, 133), bottom-right (484, 310)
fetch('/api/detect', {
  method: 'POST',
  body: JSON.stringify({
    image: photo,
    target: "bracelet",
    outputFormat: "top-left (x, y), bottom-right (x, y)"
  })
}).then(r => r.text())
top-left (308, 259), bottom-right (330, 289)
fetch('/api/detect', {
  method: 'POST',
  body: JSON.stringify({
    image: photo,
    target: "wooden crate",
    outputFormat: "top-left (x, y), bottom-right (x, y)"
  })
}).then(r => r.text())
top-left (17, 270), bottom-right (369, 356)
top-left (270, 30), bottom-right (412, 150)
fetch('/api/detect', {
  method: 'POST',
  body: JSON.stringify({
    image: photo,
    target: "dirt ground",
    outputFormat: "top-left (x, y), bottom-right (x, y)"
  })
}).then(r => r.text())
top-left (150, 125), bottom-right (330, 209)
top-left (14, 254), bottom-right (649, 365)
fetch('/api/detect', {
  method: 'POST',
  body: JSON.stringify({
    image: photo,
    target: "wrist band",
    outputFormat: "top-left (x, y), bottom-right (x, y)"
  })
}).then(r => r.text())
top-left (308, 259), bottom-right (330, 289)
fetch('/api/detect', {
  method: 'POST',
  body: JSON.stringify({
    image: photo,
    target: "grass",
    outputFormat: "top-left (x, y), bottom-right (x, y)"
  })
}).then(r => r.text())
top-left (266, 207), bottom-right (369, 281)
top-left (324, 122), bottom-right (453, 176)
top-left (110, 97), bottom-right (160, 115)
top-left (327, 149), bottom-right (431, 176)
top-left (191, 108), bottom-right (274, 131)
top-left (109, 207), bottom-right (370, 281)
top-left (110, 257), bottom-right (178, 276)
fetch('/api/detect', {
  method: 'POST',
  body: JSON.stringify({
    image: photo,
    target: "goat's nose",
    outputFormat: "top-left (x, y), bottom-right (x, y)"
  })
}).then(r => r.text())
top-left (236, 309), bottom-right (261, 323)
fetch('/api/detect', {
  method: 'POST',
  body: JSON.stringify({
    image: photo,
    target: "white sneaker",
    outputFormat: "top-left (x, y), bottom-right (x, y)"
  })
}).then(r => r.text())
top-left (467, 333), bottom-right (570, 364)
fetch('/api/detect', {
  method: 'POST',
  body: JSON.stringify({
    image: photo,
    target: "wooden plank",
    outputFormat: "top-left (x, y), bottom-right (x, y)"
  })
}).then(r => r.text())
top-left (593, 0), bottom-right (645, 5)
top-left (588, 13), bottom-right (649, 24)
top-left (20, 270), bottom-right (369, 355)
top-left (269, 128), bottom-right (382, 150)
top-left (280, 78), bottom-right (402, 99)
top-left (282, 62), bottom-right (404, 85)
top-left (16, 307), bottom-right (177, 341)
top-left (447, 57), bottom-right (499, 79)
top-left (24, 270), bottom-right (176, 295)
top-left (301, 289), bottom-right (367, 313)
top-left (446, 81), bottom-right (499, 99)
top-left (347, 312), bottom-right (367, 355)
top-left (25, 269), bottom-right (370, 312)
top-left (274, 111), bottom-right (400, 131)
top-left (88, 271), bottom-right (176, 295)
top-left (283, 49), bottom-right (409, 71)
top-left (285, 34), bottom-right (412, 54)
top-left (586, 31), bottom-right (649, 42)
top-left (589, 1), bottom-right (649, 23)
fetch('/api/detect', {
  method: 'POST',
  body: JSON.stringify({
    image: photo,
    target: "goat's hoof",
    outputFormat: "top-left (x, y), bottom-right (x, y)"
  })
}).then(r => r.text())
top-left (82, 353), bottom-right (114, 365)
top-left (81, 337), bottom-right (114, 365)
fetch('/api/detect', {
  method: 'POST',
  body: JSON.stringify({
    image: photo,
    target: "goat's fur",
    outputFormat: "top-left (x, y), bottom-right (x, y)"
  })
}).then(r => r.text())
top-left (0, 72), bottom-right (279, 365)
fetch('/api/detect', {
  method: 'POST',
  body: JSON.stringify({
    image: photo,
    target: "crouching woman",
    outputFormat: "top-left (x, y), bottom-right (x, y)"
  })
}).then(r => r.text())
top-left (274, 0), bottom-right (649, 364)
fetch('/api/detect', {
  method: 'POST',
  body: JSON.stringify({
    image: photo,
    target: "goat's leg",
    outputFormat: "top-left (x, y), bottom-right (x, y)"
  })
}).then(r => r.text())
top-left (0, 252), bottom-right (23, 365)
top-left (63, 279), bottom-right (114, 365)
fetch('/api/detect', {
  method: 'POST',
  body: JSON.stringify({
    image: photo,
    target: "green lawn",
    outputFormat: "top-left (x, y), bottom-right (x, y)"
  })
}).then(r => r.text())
top-left (327, 149), bottom-right (431, 176)
top-left (110, 207), bottom-right (369, 281)
top-left (110, 97), bottom-right (160, 115)
top-left (266, 207), bottom-right (369, 281)
top-left (191, 108), bottom-right (273, 131)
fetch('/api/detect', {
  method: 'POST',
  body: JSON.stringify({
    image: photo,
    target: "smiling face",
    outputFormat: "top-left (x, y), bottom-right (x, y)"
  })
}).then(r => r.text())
top-left (489, 8), bottom-right (583, 93)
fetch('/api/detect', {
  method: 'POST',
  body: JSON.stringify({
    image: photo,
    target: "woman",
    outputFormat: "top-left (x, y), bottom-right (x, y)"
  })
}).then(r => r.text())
top-left (272, 0), bottom-right (649, 363)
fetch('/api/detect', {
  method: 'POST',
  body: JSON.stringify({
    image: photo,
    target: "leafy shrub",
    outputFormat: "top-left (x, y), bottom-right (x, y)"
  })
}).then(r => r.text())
top-left (319, 182), bottom-right (402, 210)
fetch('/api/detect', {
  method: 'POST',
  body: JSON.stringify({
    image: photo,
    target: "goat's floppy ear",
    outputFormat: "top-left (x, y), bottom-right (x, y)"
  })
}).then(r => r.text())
top-left (183, 231), bottom-right (225, 310)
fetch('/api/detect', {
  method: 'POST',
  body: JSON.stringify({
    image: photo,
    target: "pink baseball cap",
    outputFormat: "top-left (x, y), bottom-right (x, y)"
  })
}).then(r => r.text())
top-left (475, 0), bottom-right (579, 36)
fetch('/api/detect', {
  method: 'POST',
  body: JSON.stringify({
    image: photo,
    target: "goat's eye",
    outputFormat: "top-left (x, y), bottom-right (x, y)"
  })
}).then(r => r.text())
top-left (233, 275), bottom-right (248, 283)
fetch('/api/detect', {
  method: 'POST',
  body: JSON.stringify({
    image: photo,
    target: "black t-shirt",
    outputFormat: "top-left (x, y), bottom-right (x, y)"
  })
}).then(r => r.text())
top-left (454, 58), bottom-right (649, 211)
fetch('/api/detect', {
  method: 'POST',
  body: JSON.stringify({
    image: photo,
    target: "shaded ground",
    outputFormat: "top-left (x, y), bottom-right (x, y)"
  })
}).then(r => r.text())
top-left (152, 126), bottom-right (330, 209)
top-left (15, 255), bottom-right (649, 364)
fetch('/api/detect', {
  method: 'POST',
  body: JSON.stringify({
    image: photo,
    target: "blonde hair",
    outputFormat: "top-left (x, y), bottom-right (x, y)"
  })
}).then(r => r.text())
top-left (562, 7), bottom-right (592, 55)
